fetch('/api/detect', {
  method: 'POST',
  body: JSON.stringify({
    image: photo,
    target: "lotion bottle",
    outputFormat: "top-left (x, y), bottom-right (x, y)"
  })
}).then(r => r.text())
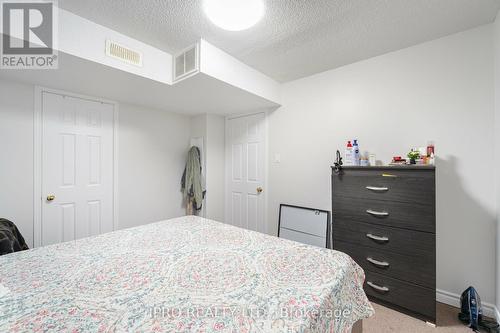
top-left (353, 139), bottom-right (360, 166)
top-left (345, 141), bottom-right (353, 166)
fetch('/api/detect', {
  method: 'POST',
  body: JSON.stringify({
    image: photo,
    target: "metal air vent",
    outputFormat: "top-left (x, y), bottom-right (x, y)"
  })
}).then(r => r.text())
top-left (173, 43), bottom-right (199, 82)
top-left (105, 40), bottom-right (143, 67)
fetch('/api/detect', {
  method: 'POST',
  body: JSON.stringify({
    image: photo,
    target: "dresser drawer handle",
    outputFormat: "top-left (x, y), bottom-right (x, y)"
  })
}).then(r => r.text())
top-left (366, 257), bottom-right (390, 267)
top-left (366, 186), bottom-right (389, 192)
top-left (366, 233), bottom-right (389, 242)
top-left (366, 209), bottom-right (389, 216)
top-left (381, 173), bottom-right (398, 178)
top-left (367, 281), bottom-right (389, 292)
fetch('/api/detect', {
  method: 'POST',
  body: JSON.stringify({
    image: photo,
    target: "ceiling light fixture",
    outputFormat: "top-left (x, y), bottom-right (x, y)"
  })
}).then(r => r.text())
top-left (203, 0), bottom-right (264, 31)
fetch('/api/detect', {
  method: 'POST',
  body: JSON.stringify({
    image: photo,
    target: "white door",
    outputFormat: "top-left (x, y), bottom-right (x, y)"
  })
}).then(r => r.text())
top-left (226, 113), bottom-right (266, 233)
top-left (41, 92), bottom-right (115, 246)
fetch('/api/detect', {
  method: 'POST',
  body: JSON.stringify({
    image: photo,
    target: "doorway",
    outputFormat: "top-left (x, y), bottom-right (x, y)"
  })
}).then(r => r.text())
top-left (34, 88), bottom-right (118, 247)
top-left (225, 112), bottom-right (267, 233)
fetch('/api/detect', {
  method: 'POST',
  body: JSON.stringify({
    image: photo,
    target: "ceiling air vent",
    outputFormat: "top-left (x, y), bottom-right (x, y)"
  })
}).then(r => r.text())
top-left (173, 43), bottom-right (199, 83)
top-left (105, 40), bottom-right (143, 67)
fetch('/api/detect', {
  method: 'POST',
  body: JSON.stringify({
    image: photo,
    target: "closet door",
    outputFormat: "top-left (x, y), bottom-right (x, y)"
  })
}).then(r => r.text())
top-left (41, 92), bottom-right (115, 246)
top-left (226, 113), bottom-right (266, 233)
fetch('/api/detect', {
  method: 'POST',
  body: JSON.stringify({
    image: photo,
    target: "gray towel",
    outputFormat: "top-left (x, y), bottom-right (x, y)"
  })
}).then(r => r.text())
top-left (181, 146), bottom-right (205, 210)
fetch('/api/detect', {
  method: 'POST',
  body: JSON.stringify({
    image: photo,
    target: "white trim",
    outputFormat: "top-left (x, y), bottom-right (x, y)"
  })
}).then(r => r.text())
top-left (112, 103), bottom-right (120, 231)
top-left (226, 110), bottom-right (270, 121)
top-left (495, 306), bottom-right (500, 324)
top-left (263, 109), bottom-right (270, 235)
top-left (33, 87), bottom-right (42, 248)
top-left (33, 86), bottom-right (119, 247)
top-left (436, 289), bottom-right (498, 319)
top-left (225, 110), bottom-right (269, 234)
top-left (224, 117), bottom-right (230, 224)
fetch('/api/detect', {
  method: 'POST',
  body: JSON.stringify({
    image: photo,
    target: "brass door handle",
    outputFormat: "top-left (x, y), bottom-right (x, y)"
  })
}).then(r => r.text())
top-left (46, 195), bottom-right (55, 202)
top-left (256, 187), bottom-right (263, 194)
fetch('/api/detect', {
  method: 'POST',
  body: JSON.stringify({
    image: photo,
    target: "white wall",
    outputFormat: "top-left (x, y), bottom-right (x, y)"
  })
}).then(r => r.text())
top-left (205, 114), bottom-right (225, 221)
top-left (0, 80), bottom-right (35, 247)
top-left (59, 9), bottom-right (172, 84)
top-left (494, 12), bottom-right (500, 316)
top-left (268, 25), bottom-right (496, 304)
top-left (200, 39), bottom-right (282, 105)
top-left (117, 104), bottom-right (190, 229)
top-left (0, 79), bottom-right (191, 246)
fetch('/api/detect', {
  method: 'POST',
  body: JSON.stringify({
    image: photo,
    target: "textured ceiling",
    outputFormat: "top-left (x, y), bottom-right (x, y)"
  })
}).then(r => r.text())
top-left (59, 0), bottom-right (500, 82)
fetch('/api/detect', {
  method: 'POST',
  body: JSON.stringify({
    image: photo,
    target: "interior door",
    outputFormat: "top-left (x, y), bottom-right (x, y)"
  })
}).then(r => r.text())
top-left (41, 92), bottom-right (114, 246)
top-left (226, 113), bottom-right (266, 233)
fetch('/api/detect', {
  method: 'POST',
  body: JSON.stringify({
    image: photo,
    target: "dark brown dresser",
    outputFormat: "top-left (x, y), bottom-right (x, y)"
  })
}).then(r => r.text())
top-left (331, 166), bottom-right (436, 323)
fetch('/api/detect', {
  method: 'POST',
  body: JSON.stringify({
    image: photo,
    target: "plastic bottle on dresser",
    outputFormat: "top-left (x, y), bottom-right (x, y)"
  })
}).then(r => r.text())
top-left (345, 141), bottom-right (353, 166)
top-left (353, 139), bottom-right (360, 166)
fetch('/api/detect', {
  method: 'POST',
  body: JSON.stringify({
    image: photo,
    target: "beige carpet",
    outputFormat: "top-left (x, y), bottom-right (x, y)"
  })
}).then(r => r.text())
top-left (364, 302), bottom-right (475, 332)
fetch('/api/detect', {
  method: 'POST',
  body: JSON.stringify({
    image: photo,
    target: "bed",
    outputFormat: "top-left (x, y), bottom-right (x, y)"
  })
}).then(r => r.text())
top-left (0, 216), bottom-right (373, 332)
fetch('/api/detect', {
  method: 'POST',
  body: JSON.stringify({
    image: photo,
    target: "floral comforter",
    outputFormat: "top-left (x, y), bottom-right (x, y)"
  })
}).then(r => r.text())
top-left (0, 216), bottom-right (373, 332)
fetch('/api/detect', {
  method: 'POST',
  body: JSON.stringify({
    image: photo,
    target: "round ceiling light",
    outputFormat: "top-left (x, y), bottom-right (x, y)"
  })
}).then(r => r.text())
top-left (203, 0), bottom-right (264, 31)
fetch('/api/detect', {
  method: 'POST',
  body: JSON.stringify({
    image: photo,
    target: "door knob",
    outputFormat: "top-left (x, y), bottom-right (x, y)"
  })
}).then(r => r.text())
top-left (46, 195), bottom-right (55, 202)
top-left (256, 187), bottom-right (263, 194)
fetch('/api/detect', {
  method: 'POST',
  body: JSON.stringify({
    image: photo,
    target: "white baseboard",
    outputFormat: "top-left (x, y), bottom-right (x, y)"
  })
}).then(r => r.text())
top-left (436, 289), bottom-right (498, 320)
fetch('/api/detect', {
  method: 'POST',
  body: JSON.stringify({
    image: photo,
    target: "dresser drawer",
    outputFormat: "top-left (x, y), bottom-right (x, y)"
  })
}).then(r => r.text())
top-left (331, 166), bottom-right (436, 323)
top-left (364, 270), bottom-right (436, 322)
top-left (332, 170), bottom-right (435, 205)
top-left (335, 241), bottom-right (435, 288)
top-left (333, 221), bottom-right (434, 257)
top-left (333, 196), bottom-right (435, 233)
